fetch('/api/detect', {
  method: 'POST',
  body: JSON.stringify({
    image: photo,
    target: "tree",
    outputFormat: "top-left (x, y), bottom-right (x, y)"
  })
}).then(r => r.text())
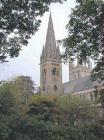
top-left (60, 0), bottom-right (104, 81)
top-left (9, 121), bottom-right (101, 140)
top-left (0, 82), bottom-right (18, 140)
top-left (94, 87), bottom-right (104, 107)
top-left (11, 76), bottom-right (35, 105)
top-left (0, 86), bottom-right (103, 140)
top-left (92, 56), bottom-right (104, 82)
top-left (12, 95), bottom-right (100, 140)
top-left (27, 95), bottom-right (100, 127)
top-left (58, 95), bottom-right (98, 126)
top-left (27, 95), bottom-right (64, 125)
top-left (0, 82), bottom-right (15, 114)
top-left (0, 0), bottom-right (65, 62)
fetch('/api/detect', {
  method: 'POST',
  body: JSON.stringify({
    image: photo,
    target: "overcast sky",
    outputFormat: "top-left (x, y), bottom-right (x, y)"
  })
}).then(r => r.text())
top-left (0, 0), bottom-right (76, 86)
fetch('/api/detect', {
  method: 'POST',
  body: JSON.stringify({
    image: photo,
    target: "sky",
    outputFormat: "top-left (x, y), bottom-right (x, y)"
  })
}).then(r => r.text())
top-left (0, 0), bottom-right (76, 86)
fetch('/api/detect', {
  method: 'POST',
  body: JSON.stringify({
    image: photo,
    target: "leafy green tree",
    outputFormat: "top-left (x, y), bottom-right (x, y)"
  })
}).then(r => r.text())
top-left (98, 88), bottom-right (104, 107)
top-left (27, 95), bottom-right (99, 127)
top-left (94, 87), bottom-right (104, 107)
top-left (7, 76), bottom-right (36, 116)
top-left (60, 0), bottom-right (104, 82)
top-left (0, 83), bottom-right (15, 114)
top-left (60, 0), bottom-right (104, 109)
top-left (58, 95), bottom-right (98, 126)
top-left (0, 82), bottom-right (19, 140)
top-left (61, 0), bottom-right (103, 60)
top-left (7, 117), bottom-right (102, 140)
top-left (27, 95), bottom-right (64, 125)
top-left (11, 76), bottom-right (35, 105)
top-left (9, 121), bottom-right (101, 140)
top-left (92, 57), bottom-right (104, 82)
top-left (0, 85), bottom-right (103, 140)
top-left (0, 0), bottom-right (65, 62)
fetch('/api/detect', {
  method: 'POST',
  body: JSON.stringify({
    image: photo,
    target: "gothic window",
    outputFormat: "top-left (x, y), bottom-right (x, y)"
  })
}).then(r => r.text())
top-left (43, 69), bottom-right (46, 75)
top-left (52, 68), bottom-right (58, 76)
top-left (90, 93), bottom-right (93, 102)
top-left (42, 68), bottom-right (46, 82)
top-left (53, 68), bottom-right (56, 75)
top-left (42, 86), bottom-right (45, 91)
top-left (53, 85), bottom-right (57, 92)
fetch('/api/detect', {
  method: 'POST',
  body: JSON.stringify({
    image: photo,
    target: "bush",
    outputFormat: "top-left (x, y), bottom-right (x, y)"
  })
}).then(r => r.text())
top-left (0, 83), bottom-right (103, 140)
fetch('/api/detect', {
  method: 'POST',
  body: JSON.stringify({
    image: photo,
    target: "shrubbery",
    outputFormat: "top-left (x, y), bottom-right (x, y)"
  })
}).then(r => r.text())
top-left (0, 81), bottom-right (103, 140)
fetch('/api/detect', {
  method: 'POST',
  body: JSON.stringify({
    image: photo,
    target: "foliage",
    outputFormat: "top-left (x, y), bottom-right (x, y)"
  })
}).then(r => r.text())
top-left (0, 0), bottom-right (65, 61)
top-left (27, 95), bottom-right (65, 125)
top-left (61, 0), bottom-right (103, 61)
top-left (9, 121), bottom-right (101, 140)
top-left (10, 76), bottom-right (35, 105)
top-left (60, 0), bottom-right (104, 82)
top-left (94, 87), bottom-right (104, 107)
top-left (0, 82), bottom-right (103, 140)
top-left (0, 83), bottom-right (15, 114)
top-left (0, 82), bottom-right (19, 140)
top-left (92, 56), bottom-right (104, 82)
top-left (58, 95), bottom-right (98, 126)
top-left (0, 76), bottom-right (35, 116)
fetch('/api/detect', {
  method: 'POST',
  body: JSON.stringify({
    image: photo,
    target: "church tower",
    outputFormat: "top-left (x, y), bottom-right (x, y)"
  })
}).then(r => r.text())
top-left (69, 57), bottom-right (92, 82)
top-left (40, 13), bottom-right (62, 95)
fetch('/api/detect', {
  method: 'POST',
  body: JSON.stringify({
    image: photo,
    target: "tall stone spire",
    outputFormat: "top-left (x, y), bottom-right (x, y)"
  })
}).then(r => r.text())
top-left (45, 13), bottom-right (56, 52)
top-left (41, 13), bottom-right (61, 63)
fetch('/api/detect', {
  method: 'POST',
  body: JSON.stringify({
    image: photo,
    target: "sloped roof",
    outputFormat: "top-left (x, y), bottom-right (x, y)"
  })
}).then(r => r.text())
top-left (63, 76), bottom-right (98, 94)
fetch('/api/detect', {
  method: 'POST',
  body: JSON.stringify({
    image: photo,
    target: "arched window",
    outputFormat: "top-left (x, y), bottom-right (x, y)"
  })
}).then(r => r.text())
top-left (90, 93), bottom-right (93, 102)
top-left (52, 68), bottom-right (58, 76)
top-left (42, 86), bottom-right (45, 91)
top-left (53, 85), bottom-right (57, 92)
top-left (42, 68), bottom-right (46, 82)
top-left (53, 68), bottom-right (56, 75)
top-left (43, 69), bottom-right (46, 75)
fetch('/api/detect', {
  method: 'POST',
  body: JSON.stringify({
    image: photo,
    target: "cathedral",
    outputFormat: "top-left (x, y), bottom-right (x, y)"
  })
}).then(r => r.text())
top-left (40, 14), bottom-right (98, 101)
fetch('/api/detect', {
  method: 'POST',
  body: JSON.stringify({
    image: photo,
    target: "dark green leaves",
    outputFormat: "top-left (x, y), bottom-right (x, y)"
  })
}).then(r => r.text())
top-left (61, 0), bottom-right (104, 62)
top-left (0, 0), bottom-right (65, 61)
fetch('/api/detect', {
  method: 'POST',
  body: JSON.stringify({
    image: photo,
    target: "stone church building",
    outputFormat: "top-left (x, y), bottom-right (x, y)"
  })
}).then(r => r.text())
top-left (40, 14), bottom-right (98, 101)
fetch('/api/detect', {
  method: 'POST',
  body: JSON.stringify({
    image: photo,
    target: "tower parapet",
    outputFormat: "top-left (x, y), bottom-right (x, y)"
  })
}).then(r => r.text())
top-left (69, 57), bottom-right (92, 82)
